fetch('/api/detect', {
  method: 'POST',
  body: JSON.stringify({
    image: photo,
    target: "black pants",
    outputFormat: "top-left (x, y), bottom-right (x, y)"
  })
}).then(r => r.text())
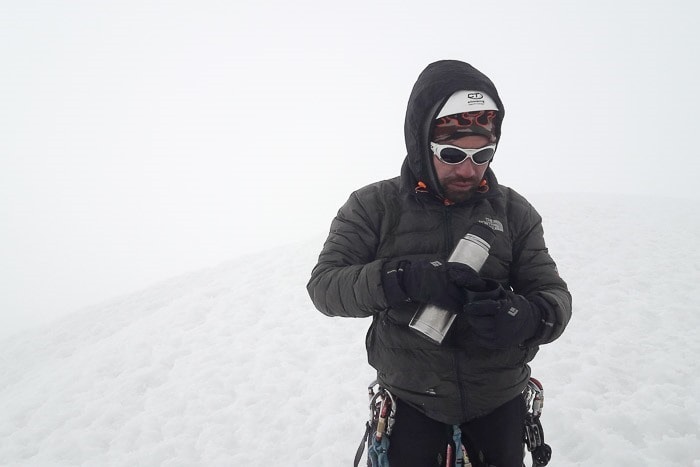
top-left (387, 395), bottom-right (526, 467)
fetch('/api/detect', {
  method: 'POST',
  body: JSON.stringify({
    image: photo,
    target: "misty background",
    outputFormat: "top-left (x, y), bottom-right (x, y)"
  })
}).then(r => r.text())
top-left (2, 0), bottom-right (699, 340)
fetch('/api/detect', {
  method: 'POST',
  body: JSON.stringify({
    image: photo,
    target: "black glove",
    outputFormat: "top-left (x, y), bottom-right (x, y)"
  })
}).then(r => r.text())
top-left (382, 257), bottom-right (465, 312)
top-left (446, 262), bottom-right (503, 297)
top-left (463, 293), bottom-right (545, 349)
top-left (446, 262), bottom-right (486, 290)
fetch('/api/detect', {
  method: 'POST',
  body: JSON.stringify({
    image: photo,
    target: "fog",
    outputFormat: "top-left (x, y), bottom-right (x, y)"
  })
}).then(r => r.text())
top-left (2, 0), bottom-right (699, 339)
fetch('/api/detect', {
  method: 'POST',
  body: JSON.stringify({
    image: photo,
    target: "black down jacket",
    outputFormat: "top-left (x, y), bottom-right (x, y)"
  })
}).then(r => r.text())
top-left (307, 60), bottom-right (572, 424)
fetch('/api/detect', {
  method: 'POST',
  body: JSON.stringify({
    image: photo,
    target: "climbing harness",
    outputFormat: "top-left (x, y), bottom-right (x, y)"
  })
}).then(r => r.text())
top-left (354, 380), bottom-right (397, 467)
top-left (523, 377), bottom-right (552, 466)
top-left (355, 377), bottom-right (552, 467)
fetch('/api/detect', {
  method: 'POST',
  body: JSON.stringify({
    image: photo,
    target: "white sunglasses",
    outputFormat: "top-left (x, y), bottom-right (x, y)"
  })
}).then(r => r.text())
top-left (430, 142), bottom-right (496, 165)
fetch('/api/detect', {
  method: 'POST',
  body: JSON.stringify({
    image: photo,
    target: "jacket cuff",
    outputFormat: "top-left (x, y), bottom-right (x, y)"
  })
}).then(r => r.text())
top-left (381, 260), bottom-right (411, 308)
top-left (527, 295), bottom-right (556, 344)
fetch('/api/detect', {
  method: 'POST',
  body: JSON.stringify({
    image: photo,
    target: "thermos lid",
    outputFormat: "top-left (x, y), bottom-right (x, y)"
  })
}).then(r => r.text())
top-left (468, 222), bottom-right (496, 244)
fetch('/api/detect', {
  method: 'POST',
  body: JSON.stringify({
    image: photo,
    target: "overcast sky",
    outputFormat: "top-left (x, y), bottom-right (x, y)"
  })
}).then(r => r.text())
top-left (2, 0), bottom-right (699, 339)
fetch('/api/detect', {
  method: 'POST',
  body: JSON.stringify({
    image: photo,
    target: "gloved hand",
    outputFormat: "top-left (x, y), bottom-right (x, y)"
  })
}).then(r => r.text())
top-left (446, 262), bottom-right (503, 298)
top-left (445, 262), bottom-right (486, 290)
top-left (382, 257), bottom-right (467, 312)
top-left (463, 293), bottom-right (545, 349)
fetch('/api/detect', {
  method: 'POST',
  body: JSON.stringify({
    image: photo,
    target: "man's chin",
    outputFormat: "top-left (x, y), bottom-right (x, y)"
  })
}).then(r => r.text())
top-left (444, 187), bottom-right (476, 203)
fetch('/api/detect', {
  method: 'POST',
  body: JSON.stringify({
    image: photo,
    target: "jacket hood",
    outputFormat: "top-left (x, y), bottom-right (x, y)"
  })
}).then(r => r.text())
top-left (404, 60), bottom-right (505, 197)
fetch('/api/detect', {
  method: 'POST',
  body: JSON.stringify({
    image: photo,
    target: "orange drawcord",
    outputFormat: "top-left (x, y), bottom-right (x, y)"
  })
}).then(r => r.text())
top-left (415, 181), bottom-right (428, 193)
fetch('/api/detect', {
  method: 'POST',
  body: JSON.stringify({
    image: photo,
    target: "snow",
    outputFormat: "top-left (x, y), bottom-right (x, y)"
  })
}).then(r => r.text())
top-left (1, 193), bottom-right (699, 466)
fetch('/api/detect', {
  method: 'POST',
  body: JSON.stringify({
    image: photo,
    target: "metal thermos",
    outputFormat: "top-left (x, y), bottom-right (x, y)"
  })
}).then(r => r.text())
top-left (409, 223), bottom-right (495, 344)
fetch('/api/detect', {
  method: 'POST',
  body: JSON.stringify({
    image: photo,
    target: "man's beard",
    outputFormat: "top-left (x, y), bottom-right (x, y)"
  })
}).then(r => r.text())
top-left (441, 177), bottom-right (479, 203)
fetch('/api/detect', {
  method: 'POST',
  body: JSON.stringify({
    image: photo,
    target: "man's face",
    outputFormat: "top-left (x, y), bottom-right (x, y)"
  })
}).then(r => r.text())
top-left (432, 133), bottom-right (492, 203)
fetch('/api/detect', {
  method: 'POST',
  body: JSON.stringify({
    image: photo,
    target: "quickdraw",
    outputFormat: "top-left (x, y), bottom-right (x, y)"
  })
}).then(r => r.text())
top-left (523, 377), bottom-right (552, 466)
top-left (353, 380), bottom-right (397, 467)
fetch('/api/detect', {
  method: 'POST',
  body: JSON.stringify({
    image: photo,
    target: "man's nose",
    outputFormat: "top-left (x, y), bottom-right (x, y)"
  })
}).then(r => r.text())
top-left (454, 160), bottom-right (477, 177)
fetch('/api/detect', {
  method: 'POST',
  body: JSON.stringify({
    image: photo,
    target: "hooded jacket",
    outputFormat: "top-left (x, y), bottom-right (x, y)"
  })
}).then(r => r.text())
top-left (307, 60), bottom-right (571, 424)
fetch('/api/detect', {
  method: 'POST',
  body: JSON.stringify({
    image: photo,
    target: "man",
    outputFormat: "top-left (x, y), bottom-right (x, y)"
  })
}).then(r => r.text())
top-left (307, 60), bottom-right (572, 467)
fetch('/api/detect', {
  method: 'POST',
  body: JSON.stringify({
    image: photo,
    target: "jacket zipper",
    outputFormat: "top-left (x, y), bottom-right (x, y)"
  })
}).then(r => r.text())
top-left (454, 350), bottom-right (469, 420)
top-left (443, 207), bottom-right (454, 256)
top-left (444, 205), bottom-right (470, 421)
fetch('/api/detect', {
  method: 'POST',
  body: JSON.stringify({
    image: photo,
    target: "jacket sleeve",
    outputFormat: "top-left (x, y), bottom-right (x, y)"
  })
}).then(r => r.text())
top-left (509, 201), bottom-right (572, 345)
top-left (306, 190), bottom-right (389, 318)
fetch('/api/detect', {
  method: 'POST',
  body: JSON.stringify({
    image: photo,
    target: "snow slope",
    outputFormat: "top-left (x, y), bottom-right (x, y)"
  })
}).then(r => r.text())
top-left (1, 194), bottom-right (699, 466)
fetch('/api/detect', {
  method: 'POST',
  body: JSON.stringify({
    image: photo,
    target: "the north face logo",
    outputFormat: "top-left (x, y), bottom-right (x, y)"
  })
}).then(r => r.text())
top-left (479, 217), bottom-right (504, 232)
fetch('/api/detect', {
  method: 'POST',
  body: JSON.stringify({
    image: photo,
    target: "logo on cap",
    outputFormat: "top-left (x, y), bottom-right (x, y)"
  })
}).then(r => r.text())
top-left (436, 90), bottom-right (499, 118)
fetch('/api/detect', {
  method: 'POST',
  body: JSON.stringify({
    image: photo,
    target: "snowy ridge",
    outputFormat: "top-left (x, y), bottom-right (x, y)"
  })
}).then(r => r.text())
top-left (1, 194), bottom-right (699, 466)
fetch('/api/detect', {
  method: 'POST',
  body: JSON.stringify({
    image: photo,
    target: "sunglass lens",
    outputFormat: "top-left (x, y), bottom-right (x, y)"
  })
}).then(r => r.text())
top-left (439, 147), bottom-right (468, 164)
top-left (472, 147), bottom-right (495, 164)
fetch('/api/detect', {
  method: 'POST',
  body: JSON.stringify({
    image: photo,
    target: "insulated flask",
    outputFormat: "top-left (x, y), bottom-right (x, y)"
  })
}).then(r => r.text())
top-left (408, 223), bottom-right (495, 344)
